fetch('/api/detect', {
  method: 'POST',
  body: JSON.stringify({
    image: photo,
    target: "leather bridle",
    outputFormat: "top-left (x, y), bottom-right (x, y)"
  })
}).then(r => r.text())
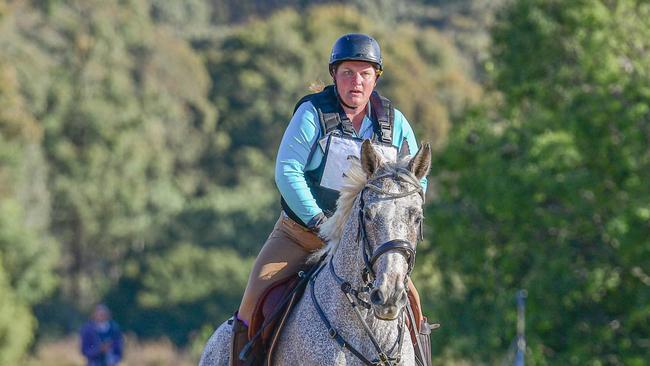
top-left (310, 168), bottom-right (424, 366)
top-left (358, 170), bottom-right (423, 283)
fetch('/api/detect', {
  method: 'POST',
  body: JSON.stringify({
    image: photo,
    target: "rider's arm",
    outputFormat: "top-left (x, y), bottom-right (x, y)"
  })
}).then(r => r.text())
top-left (393, 109), bottom-right (429, 192)
top-left (275, 101), bottom-right (323, 226)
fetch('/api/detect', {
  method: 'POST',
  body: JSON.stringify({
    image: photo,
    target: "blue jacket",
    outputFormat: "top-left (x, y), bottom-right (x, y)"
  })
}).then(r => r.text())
top-left (80, 320), bottom-right (124, 366)
top-left (276, 100), bottom-right (427, 225)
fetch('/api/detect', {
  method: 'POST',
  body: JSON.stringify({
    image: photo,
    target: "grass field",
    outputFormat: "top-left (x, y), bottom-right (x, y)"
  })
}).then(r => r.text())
top-left (25, 335), bottom-right (198, 366)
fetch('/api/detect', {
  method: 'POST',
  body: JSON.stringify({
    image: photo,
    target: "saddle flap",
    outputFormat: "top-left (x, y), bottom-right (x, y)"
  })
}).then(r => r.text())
top-left (243, 258), bottom-right (325, 365)
top-left (249, 274), bottom-right (301, 340)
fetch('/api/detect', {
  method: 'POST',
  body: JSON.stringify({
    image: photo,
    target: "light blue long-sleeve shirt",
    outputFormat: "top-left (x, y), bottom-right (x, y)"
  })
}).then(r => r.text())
top-left (276, 100), bottom-right (427, 225)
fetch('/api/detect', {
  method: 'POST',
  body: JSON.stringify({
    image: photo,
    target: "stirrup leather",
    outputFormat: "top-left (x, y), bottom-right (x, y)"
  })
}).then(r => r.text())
top-left (229, 316), bottom-right (250, 366)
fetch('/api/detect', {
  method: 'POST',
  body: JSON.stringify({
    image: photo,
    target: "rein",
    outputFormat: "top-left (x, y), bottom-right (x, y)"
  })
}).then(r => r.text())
top-left (310, 169), bottom-right (423, 365)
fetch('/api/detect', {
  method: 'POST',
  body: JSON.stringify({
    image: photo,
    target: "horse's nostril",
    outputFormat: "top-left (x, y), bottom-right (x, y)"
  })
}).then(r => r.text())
top-left (370, 289), bottom-right (385, 305)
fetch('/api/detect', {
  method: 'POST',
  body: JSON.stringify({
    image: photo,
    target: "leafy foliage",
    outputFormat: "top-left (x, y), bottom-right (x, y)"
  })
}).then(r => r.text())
top-left (0, 49), bottom-right (56, 363)
top-left (3, 0), bottom-right (216, 307)
top-left (425, 0), bottom-right (650, 364)
top-left (0, 257), bottom-right (35, 366)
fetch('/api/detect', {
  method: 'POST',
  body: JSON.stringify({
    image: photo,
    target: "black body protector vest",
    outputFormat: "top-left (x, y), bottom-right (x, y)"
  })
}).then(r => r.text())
top-left (281, 85), bottom-right (395, 226)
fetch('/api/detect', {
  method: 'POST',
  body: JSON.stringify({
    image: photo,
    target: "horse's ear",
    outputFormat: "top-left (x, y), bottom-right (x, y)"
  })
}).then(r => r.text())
top-left (398, 139), bottom-right (410, 160)
top-left (408, 142), bottom-right (431, 180)
top-left (361, 139), bottom-right (381, 177)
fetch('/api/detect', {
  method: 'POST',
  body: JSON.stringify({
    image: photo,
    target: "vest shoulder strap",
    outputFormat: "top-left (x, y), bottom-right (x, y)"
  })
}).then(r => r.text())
top-left (369, 91), bottom-right (394, 144)
top-left (293, 85), bottom-right (355, 136)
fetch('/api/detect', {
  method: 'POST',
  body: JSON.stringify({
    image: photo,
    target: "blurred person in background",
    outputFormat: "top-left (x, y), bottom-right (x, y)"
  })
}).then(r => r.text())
top-left (80, 304), bottom-right (124, 366)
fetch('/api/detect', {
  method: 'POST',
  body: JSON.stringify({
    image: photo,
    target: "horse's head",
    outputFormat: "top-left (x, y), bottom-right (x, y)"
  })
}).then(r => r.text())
top-left (358, 140), bottom-right (431, 320)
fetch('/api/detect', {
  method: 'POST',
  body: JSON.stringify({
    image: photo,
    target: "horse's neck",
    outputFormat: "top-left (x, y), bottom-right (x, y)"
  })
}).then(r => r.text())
top-left (330, 213), bottom-right (364, 287)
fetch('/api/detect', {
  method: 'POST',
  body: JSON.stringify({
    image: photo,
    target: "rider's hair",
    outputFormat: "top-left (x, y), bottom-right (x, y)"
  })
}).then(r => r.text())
top-left (308, 80), bottom-right (325, 93)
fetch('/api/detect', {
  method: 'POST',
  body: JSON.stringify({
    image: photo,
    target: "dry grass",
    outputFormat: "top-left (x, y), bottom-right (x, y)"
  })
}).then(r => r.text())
top-left (25, 335), bottom-right (196, 366)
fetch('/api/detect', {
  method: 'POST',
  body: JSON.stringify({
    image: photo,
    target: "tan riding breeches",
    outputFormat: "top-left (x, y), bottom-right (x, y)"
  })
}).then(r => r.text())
top-left (237, 212), bottom-right (423, 326)
top-left (238, 213), bottom-right (324, 324)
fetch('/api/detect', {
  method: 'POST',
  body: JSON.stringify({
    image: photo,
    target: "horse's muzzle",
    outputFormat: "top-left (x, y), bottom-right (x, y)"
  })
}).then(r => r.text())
top-left (370, 287), bottom-right (408, 320)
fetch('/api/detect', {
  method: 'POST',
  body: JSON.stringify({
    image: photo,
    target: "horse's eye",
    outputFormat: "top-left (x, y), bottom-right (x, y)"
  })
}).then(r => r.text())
top-left (414, 216), bottom-right (422, 224)
top-left (364, 210), bottom-right (373, 221)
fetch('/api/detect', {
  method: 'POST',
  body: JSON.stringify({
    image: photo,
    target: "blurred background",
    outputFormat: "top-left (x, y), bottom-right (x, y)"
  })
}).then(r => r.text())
top-left (1, 0), bottom-right (648, 365)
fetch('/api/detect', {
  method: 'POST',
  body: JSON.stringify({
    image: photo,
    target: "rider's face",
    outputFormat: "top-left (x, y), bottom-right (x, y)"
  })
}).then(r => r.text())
top-left (333, 61), bottom-right (378, 109)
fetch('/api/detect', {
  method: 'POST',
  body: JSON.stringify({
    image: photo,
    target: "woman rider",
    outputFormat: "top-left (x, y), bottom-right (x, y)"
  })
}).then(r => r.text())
top-left (231, 33), bottom-right (428, 365)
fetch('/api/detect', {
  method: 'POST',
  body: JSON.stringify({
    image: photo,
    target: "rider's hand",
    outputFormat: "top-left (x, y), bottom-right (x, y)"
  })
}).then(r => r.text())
top-left (306, 212), bottom-right (328, 240)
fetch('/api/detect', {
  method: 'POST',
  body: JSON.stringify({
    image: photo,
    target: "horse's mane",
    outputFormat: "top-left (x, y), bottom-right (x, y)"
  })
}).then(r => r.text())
top-left (309, 155), bottom-right (412, 262)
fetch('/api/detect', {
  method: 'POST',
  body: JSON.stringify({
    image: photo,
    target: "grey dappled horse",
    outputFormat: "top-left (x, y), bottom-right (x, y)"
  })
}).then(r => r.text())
top-left (200, 140), bottom-right (431, 366)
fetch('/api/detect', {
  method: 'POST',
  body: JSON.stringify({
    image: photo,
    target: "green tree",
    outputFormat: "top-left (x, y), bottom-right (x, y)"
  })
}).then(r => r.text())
top-left (0, 258), bottom-right (34, 366)
top-left (113, 245), bottom-right (253, 344)
top-left (3, 0), bottom-right (216, 310)
top-left (2, 0), bottom-right (270, 344)
top-left (425, 0), bottom-right (650, 364)
top-left (0, 9), bottom-right (58, 358)
top-left (0, 61), bottom-right (58, 306)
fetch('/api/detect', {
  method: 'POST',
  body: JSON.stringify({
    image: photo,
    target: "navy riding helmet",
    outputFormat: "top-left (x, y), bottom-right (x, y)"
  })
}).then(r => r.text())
top-left (329, 33), bottom-right (383, 75)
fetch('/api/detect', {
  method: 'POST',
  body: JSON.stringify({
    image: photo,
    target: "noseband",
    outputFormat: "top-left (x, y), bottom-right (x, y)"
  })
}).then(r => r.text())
top-left (358, 170), bottom-right (424, 283)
